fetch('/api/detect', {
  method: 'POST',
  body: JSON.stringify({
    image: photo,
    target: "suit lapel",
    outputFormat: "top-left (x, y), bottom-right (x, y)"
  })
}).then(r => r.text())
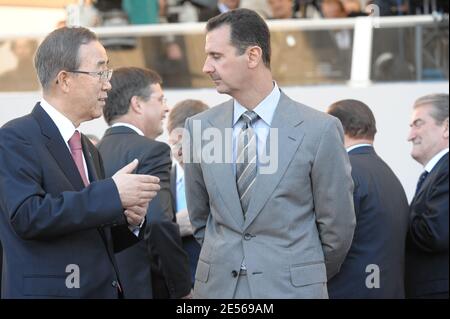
top-left (207, 101), bottom-right (245, 227)
top-left (32, 104), bottom-right (85, 191)
top-left (412, 153), bottom-right (449, 203)
top-left (81, 135), bottom-right (99, 182)
top-left (170, 165), bottom-right (177, 211)
top-left (244, 93), bottom-right (305, 229)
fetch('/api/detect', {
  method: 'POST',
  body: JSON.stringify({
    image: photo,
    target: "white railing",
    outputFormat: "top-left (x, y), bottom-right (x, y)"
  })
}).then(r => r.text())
top-left (0, 14), bottom-right (447, 86)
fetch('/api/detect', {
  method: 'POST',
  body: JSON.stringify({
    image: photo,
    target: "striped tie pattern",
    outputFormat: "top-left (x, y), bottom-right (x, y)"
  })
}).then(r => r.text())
top-left (236, 111), bottom-right (258, 217)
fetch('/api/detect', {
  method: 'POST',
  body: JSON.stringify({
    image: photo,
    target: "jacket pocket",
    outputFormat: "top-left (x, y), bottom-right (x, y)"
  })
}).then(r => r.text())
top-left (195, 259), bottom-right (211, 283)
top-left (290, 262), bottom-right (327, 287)
top-left (23, 274), bottom-right (80, 298)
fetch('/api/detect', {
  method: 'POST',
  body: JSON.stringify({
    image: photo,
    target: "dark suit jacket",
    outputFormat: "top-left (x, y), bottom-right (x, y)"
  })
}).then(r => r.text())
top-left (328, 146), bottom-right (409, 298)
top-left (98, 126), bottom-right (191, 299)
top-left (0, 103), bottom-right (139, 299)
top-left (198, 7), bottom-right (221, 22)
top-left (170, 165), bottom-right (201, 286)
top-left (405, 152), bottom-right (449, 298)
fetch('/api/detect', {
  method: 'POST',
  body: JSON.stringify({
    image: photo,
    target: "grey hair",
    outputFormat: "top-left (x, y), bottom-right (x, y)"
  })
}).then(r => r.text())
top-left (414, 93), bottom-right (449, 125)
top-left (34, 27), bottom-right (97, 91)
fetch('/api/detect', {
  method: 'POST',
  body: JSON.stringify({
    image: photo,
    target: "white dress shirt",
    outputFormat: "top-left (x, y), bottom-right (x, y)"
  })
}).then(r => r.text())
top-left (232, 82), bottom-right (281, 174)
top-left (346, 143), bottom-right (373, 153)
top-left (424, 148), bottom-right (449, 173)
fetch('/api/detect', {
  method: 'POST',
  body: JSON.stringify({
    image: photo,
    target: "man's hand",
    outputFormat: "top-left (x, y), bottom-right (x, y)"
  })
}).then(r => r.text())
top-left (181, 290), bottom-right (193, 299)
top-left (112, 159), bottom-right (160, 209)
top-left (124, 204), bottom-right (148, 226)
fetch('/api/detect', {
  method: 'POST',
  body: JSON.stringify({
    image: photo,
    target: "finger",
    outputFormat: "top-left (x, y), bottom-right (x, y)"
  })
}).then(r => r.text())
top-left (114, 159), bottom-right (138, 176)
top-left (124, 210), bottom-right (142, 226)
top-left (134, 175), bottom-right (160, 184)
top-left (126, 206), bottom-right (147, 217)
top-left (136, 191), bottom-right (158, 201)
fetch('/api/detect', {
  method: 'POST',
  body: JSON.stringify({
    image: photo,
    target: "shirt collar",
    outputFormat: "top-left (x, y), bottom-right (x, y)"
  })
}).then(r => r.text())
top-left (218, 3), bottom-right (230, 13)
top-left (346, 144), bottom-right (373, 153)
top-left (424, 148), bottom-right (449, 173)
top-left (233, 82), bottom-right (281, 127)
top-left (111, 122), bottom-right (145, 136)
top-left (40, 98), bottom-right (77, 145)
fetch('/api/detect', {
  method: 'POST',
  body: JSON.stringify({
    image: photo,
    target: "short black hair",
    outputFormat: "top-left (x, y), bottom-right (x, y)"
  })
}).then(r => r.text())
top-left (206, 8), bottom-right (271, 68)
top-left (328, 99), bottom-right (377, 140)
top-left (103, 67), bottom-right (162, 125)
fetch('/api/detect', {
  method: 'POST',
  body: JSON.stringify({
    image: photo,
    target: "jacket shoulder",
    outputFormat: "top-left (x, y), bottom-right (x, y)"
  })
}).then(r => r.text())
top-left (0, 113), bottom-right (39, 141)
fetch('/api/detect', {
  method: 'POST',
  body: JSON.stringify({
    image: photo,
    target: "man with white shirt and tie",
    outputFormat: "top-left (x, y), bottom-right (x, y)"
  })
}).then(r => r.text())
top-left (0, 27), bottom-right (160, 298)
top-left (183, 9), bottom-right (355, 299)
top-left (98, 67), bottom-right (192, 299)
top-left (167, 99), bottom-right (209, 287)
top-left (405, 93), bottom-right (449, 299)
top-left (326, 99), bottom-right (409, 298)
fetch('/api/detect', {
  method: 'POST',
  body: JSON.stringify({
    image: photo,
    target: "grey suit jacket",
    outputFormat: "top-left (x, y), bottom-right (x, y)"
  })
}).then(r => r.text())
top-left (183, 92), bottom-right (355, 299)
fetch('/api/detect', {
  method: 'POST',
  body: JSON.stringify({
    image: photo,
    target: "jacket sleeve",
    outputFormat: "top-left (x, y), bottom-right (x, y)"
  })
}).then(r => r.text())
top-left (183, 117), bottom-right (210, 246)
top-left (0, 126), bottom-right (125, 241)
top-left (311, 117), bottom-right (356, 279)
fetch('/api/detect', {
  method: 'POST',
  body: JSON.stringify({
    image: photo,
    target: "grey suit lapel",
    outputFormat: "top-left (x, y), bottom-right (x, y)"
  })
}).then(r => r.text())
top-left (244, 93), bottom-right (305, 229)
top-left (207, 101), bottom-right (245, 227)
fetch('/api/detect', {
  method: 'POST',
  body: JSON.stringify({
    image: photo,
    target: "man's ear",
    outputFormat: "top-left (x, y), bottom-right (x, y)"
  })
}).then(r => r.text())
top-left (443, 118), bottom-right (449, 139)
top-left (247, 46), bottom-right (262, 69)
top-left (55, 70), bottom-right (70, 93)
top-left (130, 96), bottom-right (142, 114)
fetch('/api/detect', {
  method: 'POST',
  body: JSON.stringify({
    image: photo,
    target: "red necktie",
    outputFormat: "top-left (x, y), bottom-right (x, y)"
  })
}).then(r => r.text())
top-left (68, 130), bottom-right (89, 187)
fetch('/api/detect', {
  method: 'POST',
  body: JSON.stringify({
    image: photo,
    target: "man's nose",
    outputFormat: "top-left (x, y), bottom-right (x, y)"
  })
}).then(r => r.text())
top-left (103, 79), bottom-right (112, 91)
top-left (203, 59), bottom-right (213, 74)
top-left (407, 128), bottom-right (415, 142)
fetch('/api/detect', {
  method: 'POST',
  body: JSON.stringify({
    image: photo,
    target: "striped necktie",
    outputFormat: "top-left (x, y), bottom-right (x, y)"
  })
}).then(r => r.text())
top-left (236, 111), bottom-right (258, 218)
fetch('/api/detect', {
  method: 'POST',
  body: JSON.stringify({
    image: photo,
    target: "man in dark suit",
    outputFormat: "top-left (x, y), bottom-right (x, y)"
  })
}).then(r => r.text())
top-left (198, 0), bottom-right (240, 21)
top-left (405, 93), bottom-right (449, 299)
top-left (97, 67), bottom-right (192, 299)
top-left (167, 99), bottom-right (209, 286)
top-left (0, 27), bottom-right (160, 299)
top-left (327, 99), bottom-right (409, 298)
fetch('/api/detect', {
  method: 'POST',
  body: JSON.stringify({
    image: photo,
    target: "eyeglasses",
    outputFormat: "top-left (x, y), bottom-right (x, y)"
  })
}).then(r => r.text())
top-left (67, 69), bottom-right (113, 82)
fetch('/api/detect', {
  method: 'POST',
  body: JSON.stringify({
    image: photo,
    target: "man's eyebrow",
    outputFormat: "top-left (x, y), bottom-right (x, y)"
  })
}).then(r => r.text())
top-left (97, 59), bottom-right (109, 67)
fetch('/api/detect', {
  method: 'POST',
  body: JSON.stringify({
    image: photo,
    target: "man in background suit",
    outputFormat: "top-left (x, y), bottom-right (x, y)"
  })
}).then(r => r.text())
top-left (98, 67), bottom-right (192, 299)
top-left (183, 9), bottom-right (355, 299)
top-left (0, 27), bottom-right (159, 298)
top-left (405, 93), bottom-right (449, 299)
top-left (198, 0), bottom-right (240, 21)
top-left (167, 99), bottom-right (209, 286)
top-left (326, 99), bottom-right (409, 298)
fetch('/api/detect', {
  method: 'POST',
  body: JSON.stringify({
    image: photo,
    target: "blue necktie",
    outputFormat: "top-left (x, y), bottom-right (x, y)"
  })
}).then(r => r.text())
top-left (176, 176), bottom-right (187, 212)
top-left (415, 171), bottom-right (429, 196)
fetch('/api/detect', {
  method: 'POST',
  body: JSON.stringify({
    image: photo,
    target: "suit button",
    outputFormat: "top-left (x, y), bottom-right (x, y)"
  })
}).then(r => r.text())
top-left (112, 280), bottom-right (119, 288)
top-left (231, 270), bottom-right (238, 278)
top-left (244, 233), bottom-right (253, 241)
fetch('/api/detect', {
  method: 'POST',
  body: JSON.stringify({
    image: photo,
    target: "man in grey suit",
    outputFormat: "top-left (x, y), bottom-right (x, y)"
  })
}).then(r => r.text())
top-left (183, 8), bottom-right (355, 299)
